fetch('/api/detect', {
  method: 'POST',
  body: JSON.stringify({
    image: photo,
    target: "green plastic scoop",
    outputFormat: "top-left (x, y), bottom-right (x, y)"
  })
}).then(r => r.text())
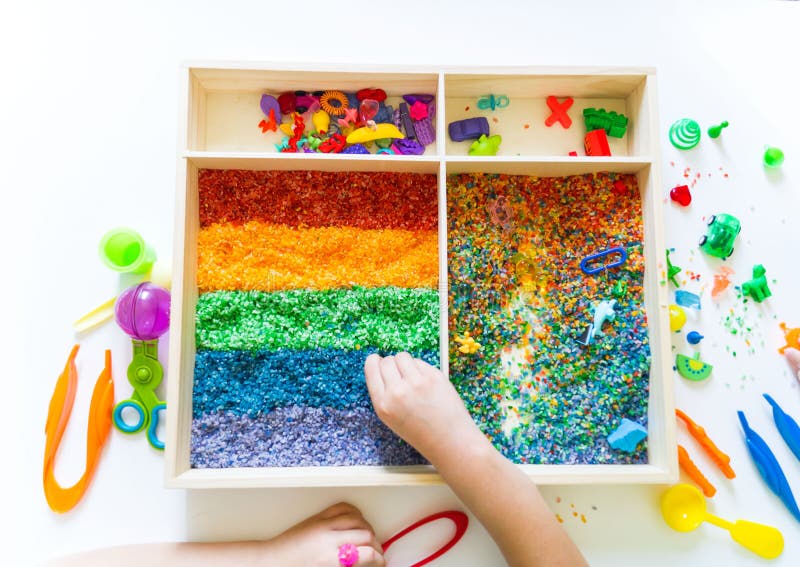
top-left (661, 484), bottom-right (783, 559)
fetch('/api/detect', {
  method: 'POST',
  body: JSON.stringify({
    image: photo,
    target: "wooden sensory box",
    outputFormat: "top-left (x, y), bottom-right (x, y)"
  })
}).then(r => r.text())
top-left (166, 62), bottom-right (677, 488)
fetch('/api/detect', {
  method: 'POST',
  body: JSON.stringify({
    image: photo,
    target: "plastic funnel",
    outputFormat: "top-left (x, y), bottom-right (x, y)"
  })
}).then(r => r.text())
top-left (99, 228), bottom-right (156, 274)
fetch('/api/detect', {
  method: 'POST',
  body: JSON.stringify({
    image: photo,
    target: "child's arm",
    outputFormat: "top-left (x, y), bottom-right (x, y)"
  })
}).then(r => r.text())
top-left (365, 353), bottom-right (588, 567)
top-left (46, 502), bottom-right (385, 567)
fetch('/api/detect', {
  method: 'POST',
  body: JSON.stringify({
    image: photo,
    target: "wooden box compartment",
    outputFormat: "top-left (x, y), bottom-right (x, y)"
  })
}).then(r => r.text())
top-left (166, 64), bottom-right (676, 488)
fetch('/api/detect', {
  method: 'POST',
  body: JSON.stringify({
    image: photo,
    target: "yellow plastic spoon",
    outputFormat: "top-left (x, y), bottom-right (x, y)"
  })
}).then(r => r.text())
top-left (661, 484), bottom-right (783, 559)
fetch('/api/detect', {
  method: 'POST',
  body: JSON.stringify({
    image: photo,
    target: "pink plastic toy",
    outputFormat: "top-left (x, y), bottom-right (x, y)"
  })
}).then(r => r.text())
top-left (711, 266), bottom-right (734, 299)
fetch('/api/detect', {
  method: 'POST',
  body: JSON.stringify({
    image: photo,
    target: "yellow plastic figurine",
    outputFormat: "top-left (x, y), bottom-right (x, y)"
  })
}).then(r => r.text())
top-left (455, 331), bottom-right (482, 354)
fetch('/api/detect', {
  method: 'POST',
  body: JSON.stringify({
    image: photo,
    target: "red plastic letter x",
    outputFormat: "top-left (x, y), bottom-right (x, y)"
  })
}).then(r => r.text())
top-left (545, 96), bottom-right (574, 129)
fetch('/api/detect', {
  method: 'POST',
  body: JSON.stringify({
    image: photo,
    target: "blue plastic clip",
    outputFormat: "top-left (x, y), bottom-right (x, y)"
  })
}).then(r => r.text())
top-left (580, 247), bottom-right (628, 275)
top-left (737, 410), bottom-right (800, 522)
top-left (477, 94), bottom-right (510, 111)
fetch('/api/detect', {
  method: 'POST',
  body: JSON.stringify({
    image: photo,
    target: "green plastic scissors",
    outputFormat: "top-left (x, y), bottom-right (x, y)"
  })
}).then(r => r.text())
top-left (113, 340), bottom-right (166, 450)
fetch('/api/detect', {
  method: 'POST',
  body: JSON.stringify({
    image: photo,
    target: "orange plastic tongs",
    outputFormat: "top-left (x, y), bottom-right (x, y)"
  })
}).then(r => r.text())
top-left (676, 408), bottom-right (735, 498)
top-left (43, 345), bottom-right (115, 513)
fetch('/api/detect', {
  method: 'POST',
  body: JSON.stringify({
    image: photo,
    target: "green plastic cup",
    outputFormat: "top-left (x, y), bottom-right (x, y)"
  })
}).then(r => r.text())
top-left (99, 228), bottom-right (156, 274)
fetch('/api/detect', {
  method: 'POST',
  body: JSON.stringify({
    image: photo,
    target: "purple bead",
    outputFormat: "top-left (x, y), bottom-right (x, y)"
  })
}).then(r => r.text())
top-left (114, 282), bottom-right (171, 340)
top-left (342, 144), bottom-right (370, 154)
top-left (394, 138), bottom-right (425, 155)
top-left (403, 93), bottom-right (435, 105)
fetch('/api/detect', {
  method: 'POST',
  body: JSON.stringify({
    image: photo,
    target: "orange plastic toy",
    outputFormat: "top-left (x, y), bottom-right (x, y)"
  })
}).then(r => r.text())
top-left (676, 409), bottom-right (735, 497)
top-left (711, 266), bottom-right (734, 299)
top-left (778, 323), bottom-right (800, 354)
top-left (43, 345), bottom-right (115, 513)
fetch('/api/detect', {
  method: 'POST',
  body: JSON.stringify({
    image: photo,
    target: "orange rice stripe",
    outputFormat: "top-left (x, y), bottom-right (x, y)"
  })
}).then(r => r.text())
top-left (198, 221), bottom-right (438, 292)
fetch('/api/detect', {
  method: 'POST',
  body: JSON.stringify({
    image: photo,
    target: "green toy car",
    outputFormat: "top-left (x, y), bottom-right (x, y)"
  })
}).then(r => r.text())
top-left (699, 213), bottom-right (741, 259)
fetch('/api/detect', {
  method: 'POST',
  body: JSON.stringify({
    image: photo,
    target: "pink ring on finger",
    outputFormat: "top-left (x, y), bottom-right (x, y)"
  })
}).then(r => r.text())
top-left (338, 543), bottom-right (359, 567)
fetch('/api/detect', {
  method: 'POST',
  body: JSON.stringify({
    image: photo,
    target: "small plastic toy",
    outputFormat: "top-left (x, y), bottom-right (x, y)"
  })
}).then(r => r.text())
top-left (669, 118), bottom-right (701, 150)
top-left (669, 184), bottom-right (692, 206)
top-left (711, 266), bottom-right (734, 298)
top-left (582, 107), bottom-right (628, 138)
top-left (319, 133), bottom-right (347, 154)
top-left (277, 92), bottom-right (296, 115)
top-left (669, 305), bottom-right (687, 332)
top-left (392, 139), bottom-right (425, 155)
top-left (258, 94), bottom-right (281, 132)
top-left (661, 483), bottom-right (784, 559)
top-left (737, 410), bottom-right (800, 523)
top-left (357, 88), bottom-right (387, 102)
top-left (414, 115), bottom-right (436, 146)
top-left (346, 123), bottom-right (403, 145)
top-left (676, 409), bottom-right (735, 497)
top-left (319, 90), bottom-right (349, 116)
top-left (763, 394), bottom-right (800, 462)
top-left (99, 227), bottom-right (156, 274)
top-left (337, 107), bottom-right (359, 130)
top-left (666, 249), bottom-right (681, 287)
top-left (338, 544), bottom-right (358, 567)
top-left (409, 100), bottom-right (428, 121)
top-left (576, 299), bottom-right (616, 345)
top-left (402, 93), bottom-right (434, 106)
top-left (699, 213), bottom-right (741, 259)
top-left (675, 352), bottom-right (713, 381)
top-left (455, 332), bottom-right (482, 354)
top-left (358, 99), bottom-right (380, 126)
top-left (312, 110), bottom-right (330, 135)
top-left (686, 331), bottom-right (704, 345)
top-left (742, 264), bottom-right (772, 302)
top-left (468, 134), bottom-right (502, 156)
top-left (544, 95), bottom-right (573, 128)
top-left (398, 102), bottom-right (416, 139)
top-left (44, 345), bottom-right (114, 513)
top-left (707, 121), bottom-right (729, 139)
top-left (448, 117), bottom-right (490, 142)
top-left (487, 195), bottom-right (514, 231)
top-left (607, 418), bottom-right (647, 452)
top-left (675, 290), bottom-right (701, 310)
top-left (477, 94), bottom-right (509, 110)
top-left (778, 323), bottom-right (800, 354)
top-left (584, 129), bottom-right (611, 156)
top-left (579, 247), bottom-right (627, 275)
top-left (763, 146), bottom-right (785, 168)
top-left (113, 283), bottom-right (170, 450)
top-left (381, 511), bottom-right (469, 566)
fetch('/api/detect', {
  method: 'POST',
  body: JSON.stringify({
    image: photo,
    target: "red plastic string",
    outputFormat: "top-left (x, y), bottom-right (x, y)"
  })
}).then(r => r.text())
top-left (381, 510), bottom-right (469, 567)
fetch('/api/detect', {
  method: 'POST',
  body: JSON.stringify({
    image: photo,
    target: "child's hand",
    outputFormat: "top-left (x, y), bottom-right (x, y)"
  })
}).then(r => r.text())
top-left (364, 353), bottom-right (487, 464)
top-left (266, 502), bottom-right (384, 567)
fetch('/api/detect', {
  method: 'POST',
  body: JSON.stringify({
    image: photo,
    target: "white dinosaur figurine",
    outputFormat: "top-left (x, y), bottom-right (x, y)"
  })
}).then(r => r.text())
top-left (577, 299), bottom-right (617, 345)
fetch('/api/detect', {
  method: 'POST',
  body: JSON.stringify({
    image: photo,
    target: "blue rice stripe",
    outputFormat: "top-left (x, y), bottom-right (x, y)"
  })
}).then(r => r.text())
top-left (192, 348), bottom-right (440, 417)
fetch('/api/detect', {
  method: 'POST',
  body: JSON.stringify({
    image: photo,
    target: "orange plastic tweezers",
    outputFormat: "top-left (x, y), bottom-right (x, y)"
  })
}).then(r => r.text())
top-left (43, 345), bottom-right (114, 513)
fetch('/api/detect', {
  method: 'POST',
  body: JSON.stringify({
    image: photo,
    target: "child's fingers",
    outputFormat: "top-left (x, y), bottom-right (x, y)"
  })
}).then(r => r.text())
top-left (379, 355), bottom-right (403, 385)
top-left (325, 511), bottom-right (373, 532)
top-left (364, 354), bottom-right (385, 400)
top-left (317, 502), bottom-right (361, 520)
top-left (334, 528), bottom-right (379, 549)
top-left (394, 352), bottom-right (421, 382)
top-left (412, 357), bottom-right (446, 382)
top-left (354, 545), bottom-right (386, 567)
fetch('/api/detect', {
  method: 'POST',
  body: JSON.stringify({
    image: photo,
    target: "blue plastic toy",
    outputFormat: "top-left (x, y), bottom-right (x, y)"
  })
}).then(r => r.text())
top-left (737, 410), bottom-right (800, 522)
top-left (607, 418), bottom-right (648, 452)
top-left (686, 331), bottom-right (704, 345)
top-left (763, 394), bottom-right (800, 462)
top-left (675, 290), bottom-right (701, 310)
top-left (580, 247), bottom-right (627, 275)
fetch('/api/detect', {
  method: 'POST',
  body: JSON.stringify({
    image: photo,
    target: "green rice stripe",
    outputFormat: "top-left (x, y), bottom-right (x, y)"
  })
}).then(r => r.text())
top-left (196, 287), bottom-right (440, 352)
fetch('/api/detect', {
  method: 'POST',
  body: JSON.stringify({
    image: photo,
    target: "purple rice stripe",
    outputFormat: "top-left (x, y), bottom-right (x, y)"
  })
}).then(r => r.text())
top-left (190, 407), bottom-right (427, 468)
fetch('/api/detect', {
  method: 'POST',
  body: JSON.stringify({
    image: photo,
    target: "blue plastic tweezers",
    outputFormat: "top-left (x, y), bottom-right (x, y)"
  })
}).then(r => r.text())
top-left (737, 410), bottom-right (800, 523)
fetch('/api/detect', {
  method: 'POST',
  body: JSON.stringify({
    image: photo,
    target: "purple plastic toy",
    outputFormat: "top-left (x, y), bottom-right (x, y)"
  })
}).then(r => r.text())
top-left (259, 94), bottom-right (281, 120)
top-left (448, 117), bottom-right (490, 142)
top-left (114, 282), bottom-right (171, 340)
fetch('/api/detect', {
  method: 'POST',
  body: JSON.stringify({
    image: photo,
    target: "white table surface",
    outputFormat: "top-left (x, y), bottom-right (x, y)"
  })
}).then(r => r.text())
top-left (4, 0), bottom-right (800, 565)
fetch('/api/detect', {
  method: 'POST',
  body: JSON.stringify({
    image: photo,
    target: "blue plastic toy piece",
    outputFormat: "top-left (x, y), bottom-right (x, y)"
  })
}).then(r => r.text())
top-left (737, 410), bottom-right (800, 522)
top-left (675, 290), bottom-right (701, 310)
top-left (763, 394), bottom-right (800, 462)
top-left (579, 247), bottom-right (628, 275)
top-left (607, 418), bottom-right (647, 452)
top-left (686, 331), bottom-right (704, 345)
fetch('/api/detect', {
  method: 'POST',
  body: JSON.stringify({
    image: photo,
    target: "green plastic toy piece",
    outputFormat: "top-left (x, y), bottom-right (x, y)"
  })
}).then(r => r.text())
top-left (583, 108), bottom-right (629, 138)
top-left (676, 352), bottom-right (713, 381)
top-left (699, 213), bottom-right (741, 259)
top-left (669, 118), bottom-right (701, 150)
top-left (707, 121), bottom-right (729, 138)
top-left (763, 146), bottom-right (785, 168)
top-left (742, 264), bottom-right (772, 303)
top-left (666, 249), bottom-right (681, 287)
top-left (468, 134), bottom-right (502, 156)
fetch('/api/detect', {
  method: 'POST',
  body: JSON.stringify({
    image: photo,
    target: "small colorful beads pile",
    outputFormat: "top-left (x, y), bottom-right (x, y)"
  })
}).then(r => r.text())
top-left (191, 169), bottom-right (439, 468)
top-left (257, 89), bottom-right (436, 155)
top-left (447, 172), bottom-right (651, 465)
